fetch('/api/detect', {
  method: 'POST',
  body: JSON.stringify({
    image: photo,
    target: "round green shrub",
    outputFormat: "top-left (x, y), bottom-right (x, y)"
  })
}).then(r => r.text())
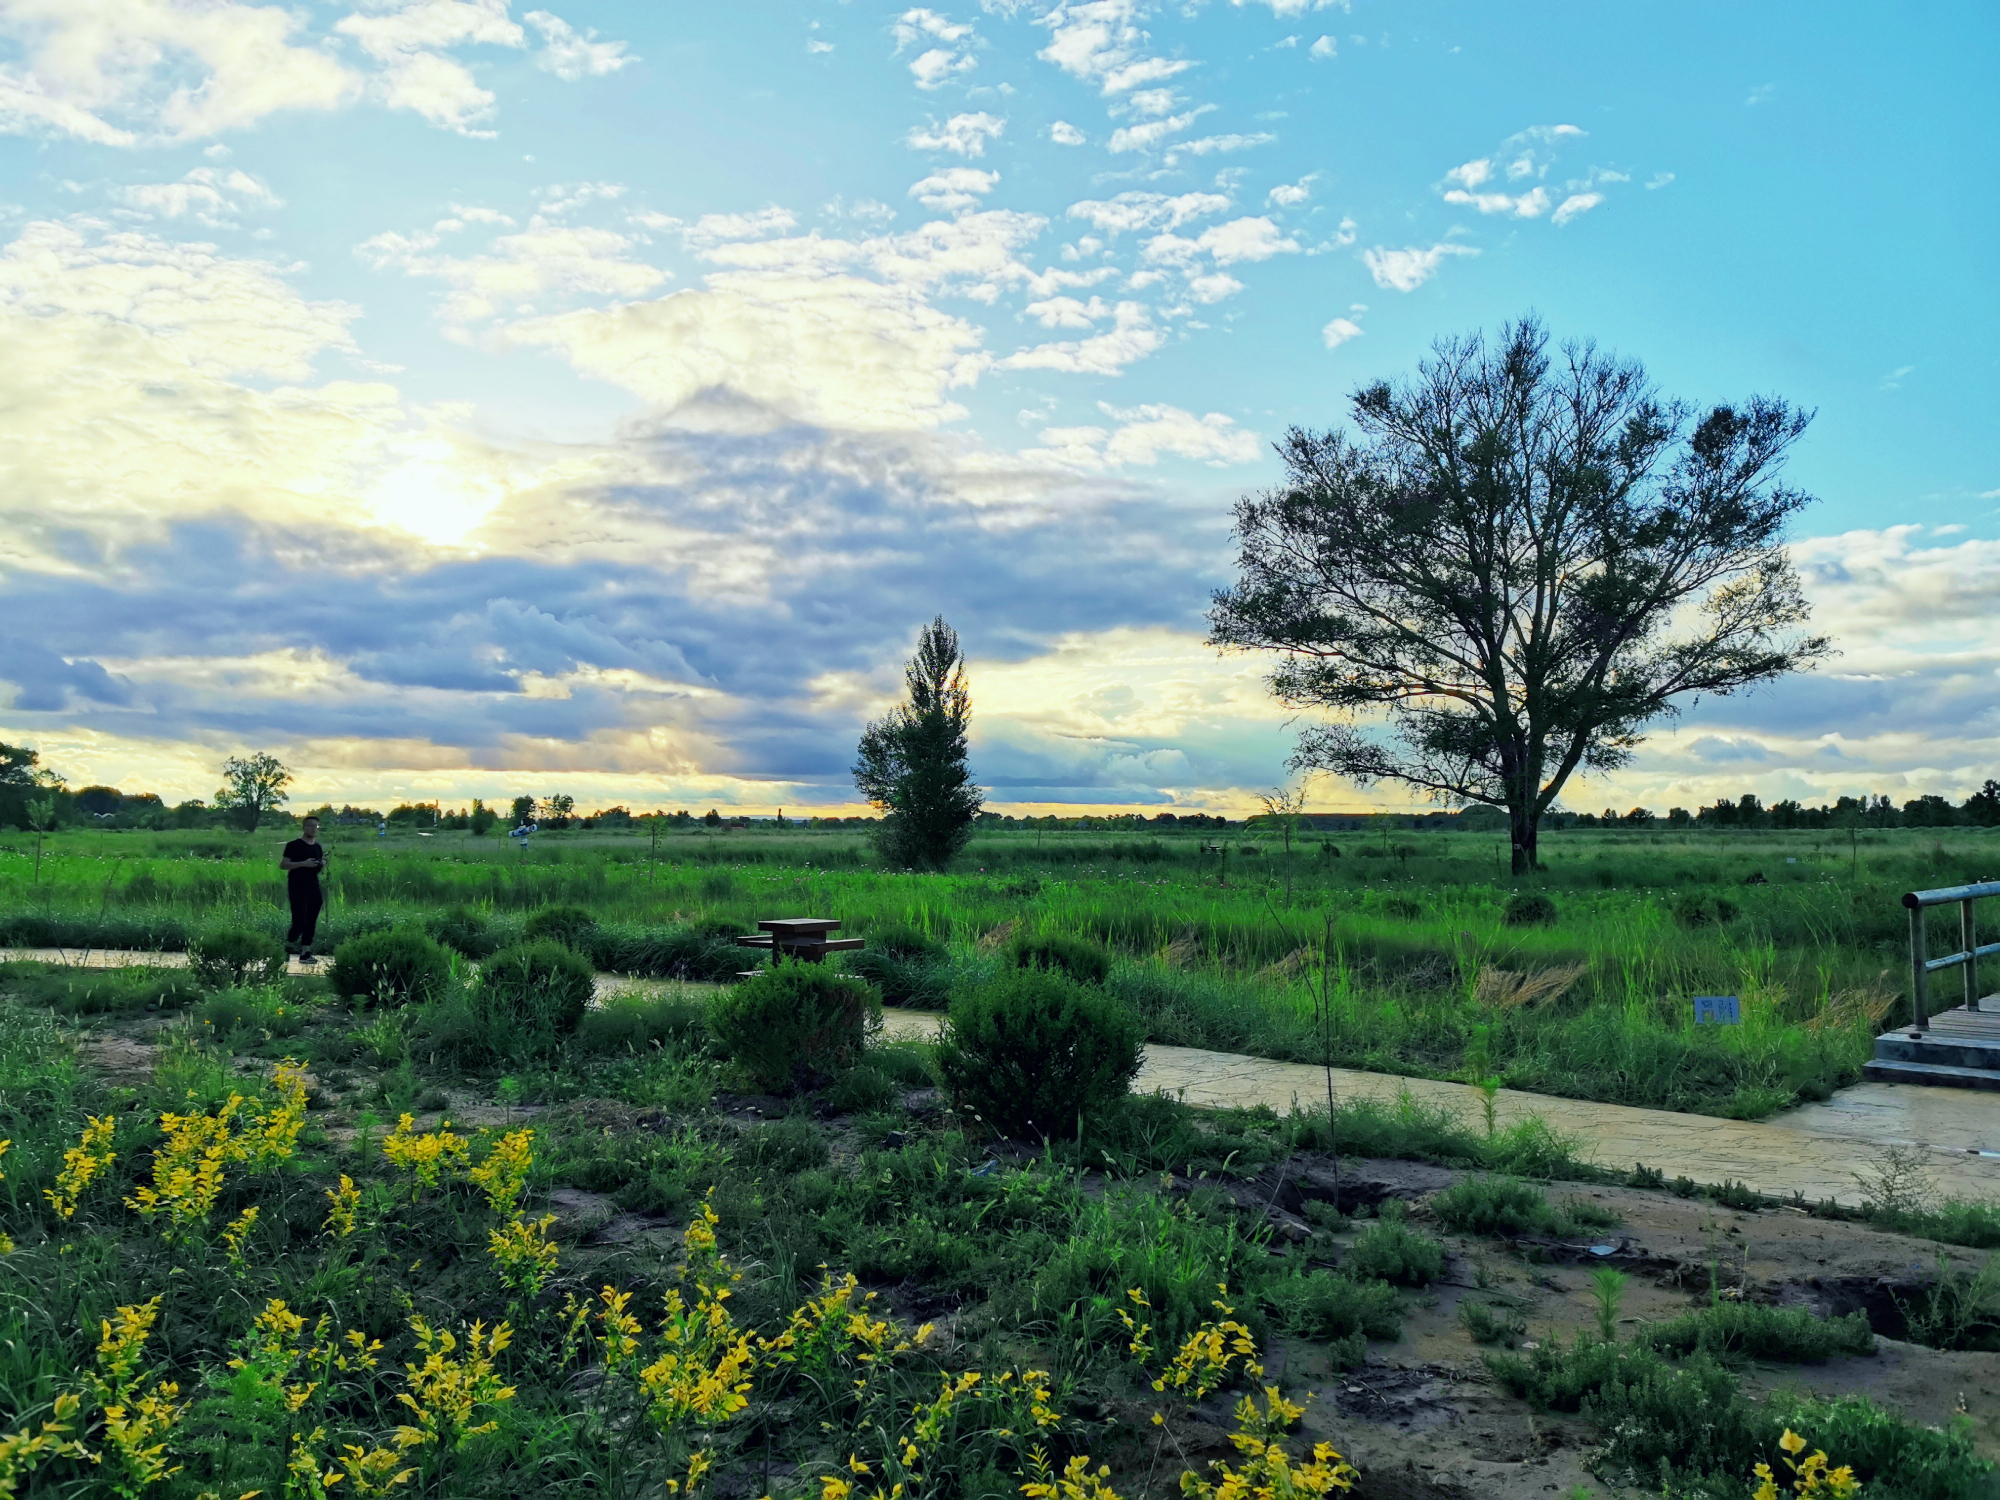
top-left (424, 905), bottom-right (497, 958)
top-left (1008, 931), bottom-right (1112, 986)
top-left (522, 904), bottom-right (598, 950)
top-left (1670, 893), bottom-right (1739, 929)
top-left (188, 928), bottom-right (287, 989)
top-left (1502, 891), bottom-right (1560, 927)
top-left (578, 990), bottom-right (709, 1054)
top-left (476, 940), bottom-right (595, 1051)
top-left (328, 929), bottom-right (453, 1008)
top-left (935, 967), bottom-right (1143, 1139)
top-left (707, 965), bottom-right (877, 1093)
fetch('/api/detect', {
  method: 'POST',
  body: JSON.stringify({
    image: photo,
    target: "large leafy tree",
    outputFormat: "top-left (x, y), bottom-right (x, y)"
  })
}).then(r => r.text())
top-left (214, 752), bottom-right (293, 832)
top-left (854, 616), bottom-right (983, 871)
top-left (1209, 318), bottom-right (1830, 874)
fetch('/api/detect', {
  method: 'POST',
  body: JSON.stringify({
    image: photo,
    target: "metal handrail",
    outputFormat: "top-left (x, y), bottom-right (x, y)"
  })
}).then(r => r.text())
top-left (1900, 880), bottom-right (2000, 1032)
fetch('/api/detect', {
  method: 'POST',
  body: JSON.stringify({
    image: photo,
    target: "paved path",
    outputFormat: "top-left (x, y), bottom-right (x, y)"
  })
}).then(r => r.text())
top-left (9, 949), bottom-right (1997, 1208)
top-left (880, 1009), bottom-right (2000, 1209)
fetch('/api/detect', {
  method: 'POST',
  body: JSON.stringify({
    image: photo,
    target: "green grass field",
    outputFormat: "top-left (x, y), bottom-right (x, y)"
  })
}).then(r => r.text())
top-left (3, 819), bottom-right (1991, 1119)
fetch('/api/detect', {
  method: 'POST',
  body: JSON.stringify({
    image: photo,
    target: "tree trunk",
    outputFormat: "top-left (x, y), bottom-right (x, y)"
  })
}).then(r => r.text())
top-left (1508, 803), bottom-right (1538, 876)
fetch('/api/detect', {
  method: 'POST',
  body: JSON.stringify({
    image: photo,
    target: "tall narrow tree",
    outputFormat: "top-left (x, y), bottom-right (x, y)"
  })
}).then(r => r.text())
top-left (1209, 318), bottom-right (1831, 874)
top-left (854, 616), bottom-right (983, 871)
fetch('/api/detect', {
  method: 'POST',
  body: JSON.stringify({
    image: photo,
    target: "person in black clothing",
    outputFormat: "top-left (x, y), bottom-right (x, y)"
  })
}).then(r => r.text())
top-left (279, 816), bottom-right (329, 962)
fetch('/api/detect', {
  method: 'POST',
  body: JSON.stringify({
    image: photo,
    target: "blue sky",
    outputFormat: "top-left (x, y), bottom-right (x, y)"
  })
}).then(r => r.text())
top-left (1, 0), bottom-right (1995, 816)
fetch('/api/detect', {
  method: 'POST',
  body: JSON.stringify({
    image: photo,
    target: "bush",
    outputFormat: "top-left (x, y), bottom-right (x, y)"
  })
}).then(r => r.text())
top-left (1009, 932), bottom-right (1112, 986)
top-left (1670, 892), bottom-right (1740, 929)
top-left (0, 961), bottom-right (200, 1014)
top-left (1262, 1269), bottom-right (1404, 1341)
top-left (189, 928), bottom-right (287, 988)
top-left (475, 940), bottom-right (596, 1055)
top-left (200, 985), bottom-right (306, 1040)
top-left (328, 929), bottom-right (453, 1008)
top-left (935, 967), bottom-right (1143, 1139)
top-left (522, 904), bottom-right (598, 950)
top-left (845, 946), bottom-right (951, 1008)
top-left (1346, 1206), bottom-right (1446, 1286)
top-left (1430, 1175), bottom-right (1570, 1237)
top-left (1502, 891), bottom-right (1559, 927)
top-left (577, 989), bottom-right (709, 1055)
top-left (424, 906), bottom-right (497, 959)
top-left (708, 965), bottom-right (877, 1093)
top-left (866, 923), bottom-right (947, 961)
top-left (1639, 1302), bottom-right (1875, 1364)
top-left (1459, 1299), bottom-right (1526, 1347)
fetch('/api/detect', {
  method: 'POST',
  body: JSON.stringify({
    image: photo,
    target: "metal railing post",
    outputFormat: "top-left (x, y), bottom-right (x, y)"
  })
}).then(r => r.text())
top-left (1967, 898), bottom-right (1982, 1014)
top-left (1909, 903), bottom-right (1929, 1033)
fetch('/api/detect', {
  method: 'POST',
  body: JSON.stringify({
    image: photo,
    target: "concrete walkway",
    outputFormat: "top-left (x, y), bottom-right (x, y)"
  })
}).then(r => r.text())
top-left (879, 1009), bottom-right (2000, 1209)
top-left (8, 949), bottom-right (1997, 1208)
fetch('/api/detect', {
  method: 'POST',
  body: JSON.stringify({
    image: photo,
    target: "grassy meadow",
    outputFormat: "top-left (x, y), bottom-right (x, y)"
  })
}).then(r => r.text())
top-left (2, 821), bottom-right (1998, 1499)
top-left (3, 818), bottom-right (1991, 1119)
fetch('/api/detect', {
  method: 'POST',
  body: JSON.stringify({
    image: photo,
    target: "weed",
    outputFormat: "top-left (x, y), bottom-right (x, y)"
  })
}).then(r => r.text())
top-left (1458, 1298), bottom-right (1526, 1346)
top-left (1346, 1206), bottom-right (1446, 1287)
top-left (1638, 1302), bottom-right (1875, 1363)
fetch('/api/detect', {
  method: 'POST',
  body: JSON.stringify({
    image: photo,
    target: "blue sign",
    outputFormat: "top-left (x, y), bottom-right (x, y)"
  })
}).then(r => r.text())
top-left (1694, 995), bottom-right (1741, 1026)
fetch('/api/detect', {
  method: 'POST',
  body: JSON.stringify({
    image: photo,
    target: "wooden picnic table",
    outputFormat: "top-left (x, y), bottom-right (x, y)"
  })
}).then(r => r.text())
top-left (734, 917), bottom-right (865, 967)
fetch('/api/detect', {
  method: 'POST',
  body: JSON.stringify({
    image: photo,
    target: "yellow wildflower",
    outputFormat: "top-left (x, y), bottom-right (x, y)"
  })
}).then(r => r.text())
top-left (45, 1116), bottom-right (117, 1220)
top-left (86, 1298), bottom-right (189, 1497)
top-left (0, 1392), bottom-right (86, 1495)
top-left (393, 1317), bottom-right (515, 1453)
top-left (1023, 1450), bottom-right (1125, 1500)
top-left (220, 1205), bottom-right (260, 1273)
top-left (381, 1115), bottom-right (469, 1200)
top-left (488, 1213), bottom-right (560, 1301)
top-left (324, 1174), bottom-right (362, 1239)
top-left (468, 1129), bottom-right (536, 1216)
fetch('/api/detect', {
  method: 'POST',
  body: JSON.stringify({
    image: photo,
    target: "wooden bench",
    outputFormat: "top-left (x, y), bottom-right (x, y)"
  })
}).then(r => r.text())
top-left (734, 917), bottom-right (864, 976)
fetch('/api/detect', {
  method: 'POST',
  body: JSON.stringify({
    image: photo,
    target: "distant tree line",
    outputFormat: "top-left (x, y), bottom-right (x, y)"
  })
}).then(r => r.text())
top-left (1550, 784), bottom-right (2000, 830)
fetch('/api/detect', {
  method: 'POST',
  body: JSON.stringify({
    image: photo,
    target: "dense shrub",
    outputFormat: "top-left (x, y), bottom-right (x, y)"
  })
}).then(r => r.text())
top-left (1345, 1206), bottom-right (1446, 1286)
top-left (200, 985), bottom-right (306, 1040)
top-left (0, 961), bottom-right (201, 1014)
top-left (866, 923), bottom-right (947, 961)
top-left (935, 967), bottom-right (1143, 1139)
top-left (1459, 1299), bottom-right (1526, 1346)
top-left (1430, 1175), bottom-right (1570, 1237)
top-left (844, 922), bottom-right (952, 1007)
top-left (328, 928), bottom-right (453, 1008)
top-left (1670, 892), bottom-right (1740, 929)
top-left (424, 905), bottom-right (497, 959)
top-left (189, 927), bottom-right (287, 988)
top-left (708, 965), bottom-right (877, 1093)
top-left (1638, 1302), bottom-right (1874, 1363)
top-left (475, 940), bottom-right (596, 1054)
top-left (1008, 932), bottom-right (1112, 986)
top-left (577, 988), bottom-right (710, 1055)
top-left (1502, 891), bottom-right (1560, 927)
top-left (1262, 1269), bottom-right (1403, 1341)
top-left (591, 924), bottom-right (747, 982)
top-left (522, 904), bottom-right (598, 950)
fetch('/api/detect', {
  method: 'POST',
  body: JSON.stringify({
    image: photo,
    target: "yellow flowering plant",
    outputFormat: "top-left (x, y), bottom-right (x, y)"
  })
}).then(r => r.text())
top-left (1177, 1388), bottom-right (1358, 1498)
top-left (468, 1128), bottom-right (536, 1215)
top-left (84, 1298), bottom-right (189, 1499)
top-left (323, 1174), bottom-right (362, 1239)
top-left (0, 1393), bottom-right (87, 1497)
top-left (0, 1139), bottom-right (11, 1254)
top-left (1752, 1429), bottom-right (1864, 1499)
top-left (488, 1213), bottom-right (561, 1301)
top-left (393, 1316), bottom-right (517, 1454)
top-left (45, 1115), bottom-right (117, 1220)
top-left (380, 1114), bottom-right (470, 1200)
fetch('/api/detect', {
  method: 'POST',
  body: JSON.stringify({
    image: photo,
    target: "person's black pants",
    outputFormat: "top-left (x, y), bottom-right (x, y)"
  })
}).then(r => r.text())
top-left (287, 886), bottom-right (322, 950)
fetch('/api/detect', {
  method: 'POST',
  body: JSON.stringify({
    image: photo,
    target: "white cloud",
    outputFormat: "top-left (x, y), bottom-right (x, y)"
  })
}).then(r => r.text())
top-left (1362, 242), bottom-right (1478, 292)
top-left (1143, 215), bottom-right (1298, 266)
top-left (1028, 401), bottom-right (1258, 468)
top-left (682, 208), bottom-right (799, 247)
top-left (0, 0), bottom-right (356, 144)
top-left (1037, 0), bottom-right (1192, 96)
top-left (1320, 315), bottom-right (1361, 348)
top-left (537, 181), bottom-right (626, 216)
top-left (1646, 171), bottom-right (1676, 189)
top-left (1309, 35), bottom-right (1335, 59)
top-left (1185, 271), bottom-right (1243, 303)
top-left (358, 217), bottom-right (667, 323)
top-left (1267, 175), bottom-right (1315, 207)
top-left (1066, 191), bottom-right (1230, 234)
top-left (1049, 119), bottom-right (1086, 145)
top-left (1167, 132), bottom-right (1276, 161)
top-left (807, 38), bottom-right (834, 53)
top-left (998, 299), bottom-right (1165, 375)
top-left (1023, 294), bottom-right (1110, 328)
top-left (1551, 191), bottom-right (1602, 225)
top-left (114, 167), bottom-right (282, 225)
top-left (1107, 107), bottom-right (1209, 153)
top-left (905, 111), bottom-right (1006, 156)
top-left (1125, 87), bottom-right (1179, 117)
top-left (909, 168), bottom-right (1000, 213)
top-left (895, 9), bottom-right (978, 89)
top-left (1233, 0), bottom-right (1342, 14)
top-left (2, 217), bottom-right (358, 379)
top-left (524, 10), bottom-right (634, 80)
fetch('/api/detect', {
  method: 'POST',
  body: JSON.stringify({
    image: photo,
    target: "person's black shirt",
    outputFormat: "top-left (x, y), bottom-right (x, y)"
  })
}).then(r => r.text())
top-left (283, 839), bottom-right (324, 898)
